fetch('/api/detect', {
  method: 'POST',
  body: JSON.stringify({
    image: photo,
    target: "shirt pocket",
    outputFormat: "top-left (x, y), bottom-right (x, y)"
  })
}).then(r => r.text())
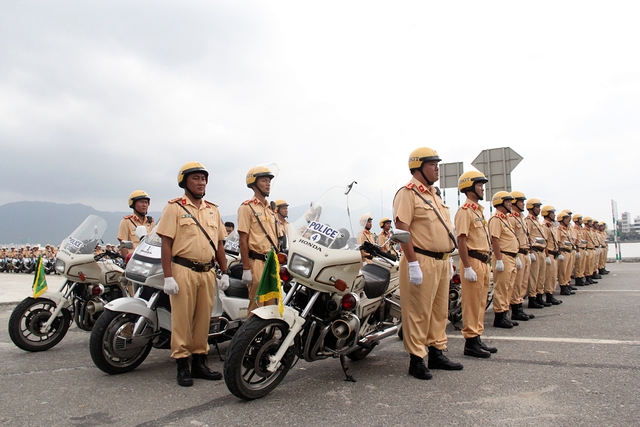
top-left (178, 217), bottom-right (198, 238)
top-left (416, 204), bottom-right (438, 223)
top-left (205, 217), bottom-right (219, 241)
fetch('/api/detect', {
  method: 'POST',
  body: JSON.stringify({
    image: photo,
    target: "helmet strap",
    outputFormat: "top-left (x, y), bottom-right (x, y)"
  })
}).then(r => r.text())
top-left (133, 209), bottom-right (146, 219)
top-left (419, 169), bottom-right (435, 186)
top-left (186, 187), bottom-right (205, 200)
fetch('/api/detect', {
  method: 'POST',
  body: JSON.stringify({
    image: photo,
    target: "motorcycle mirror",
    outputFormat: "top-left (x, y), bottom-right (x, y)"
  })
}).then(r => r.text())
top-left (120, 241), bottom-right (134, 250)
top-left (135, 226), bottom-right (148, 240)
top-left (390, 229), bottom-right (410, 244)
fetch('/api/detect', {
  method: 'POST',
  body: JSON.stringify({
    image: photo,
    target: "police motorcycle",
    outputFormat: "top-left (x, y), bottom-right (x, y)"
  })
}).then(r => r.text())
top-left (8, 215), bottom-right (130, 352)
top-left (89, 225), bottom-right (250, 375)
top-left (223, 184), bottom-right (407, 401)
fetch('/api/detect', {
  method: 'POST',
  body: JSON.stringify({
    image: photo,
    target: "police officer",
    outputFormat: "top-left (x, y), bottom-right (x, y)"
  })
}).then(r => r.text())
top-left (591, 220), bottom-right (604, 279)
top-left (508, 191), bottom-right (535, 321)
top-left (597, 222), bottom-right (610, 275)
top-left (525, 198), bottom-right (549, 308)
top-left (274, 199), bottom-right (290, 253)
top-left (157, 162), bottom-right (229, 387)
top-left (556, 211), bottom-right (576, 295)
top-left (572, 214), bottom-right (589, 286)
top-left (118, 190), bottom-right (155, 256)
top-left (582, 217), bottom-right (599, 284)
top-left (393, 147), bottom-right (462, 380)
top-left (377, 218), bottom-right (398, 259)
top-left (357, 214), bottom-right (376, 263)
top-left (238, 165), bottom-right (282, 314)
top-left (541, 205), bottom-right (562, 305)
top-left (454, 170), bottom-right (497, 358)
top-left (489, 191), bottom-right (520, 329)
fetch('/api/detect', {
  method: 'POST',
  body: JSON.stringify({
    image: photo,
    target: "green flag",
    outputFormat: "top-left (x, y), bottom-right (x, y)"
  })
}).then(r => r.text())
top-left (32, 255), bottom-right (48, 298)
top-left (256, 249), bottom-right (284, 316)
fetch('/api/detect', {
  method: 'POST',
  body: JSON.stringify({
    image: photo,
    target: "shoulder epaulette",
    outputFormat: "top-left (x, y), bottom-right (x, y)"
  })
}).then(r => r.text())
top-left (242, 199), bottom-right (259, 205)
top-left (123, 214), bottom-right (134, 219)
top-left (405, 182), bottom-right (415, 189)
top-left (461, 203), bottom-right (471, 210)
top-left (204, 200), bottom-right (218, 208)
top-left (169, 197), bottom-right (187, 206)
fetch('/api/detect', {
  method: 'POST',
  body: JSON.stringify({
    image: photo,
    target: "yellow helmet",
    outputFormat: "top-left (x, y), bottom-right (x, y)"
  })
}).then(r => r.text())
top-left (592, 219), bottom-right (599, 224)
top-left (557, 211), bottom-right (570, 221)
top-left (583, 216), bottom-right (593, 223)
top-left (492, 191), bottom-right (514, 207)
top-left (572, 213), bottom-right (583, 222)
top-left (274, 199), bottom-right (288, 208)
top-left (541, 205), bottom-right (555, 217)
top-left (561, 208), bottom-right (572, 214)
top-left (511, 190), bottom-right (526, 201)
top-left (379, 217), bottom-right (391, 228)
top-left (246, 165), bottom-right (274, 188)
top-left (408, 147), bottom-right (441, 171)
top-left (458, 170), bottom-right (488, 192)
top-left (128, 190), bottom-right (150, 209)
top-left (177, 162), bottom-right (208, 188)
top-left (360, 214), bottom-right (373, 227)
top-left (526, 198), bottom-right (542, 210)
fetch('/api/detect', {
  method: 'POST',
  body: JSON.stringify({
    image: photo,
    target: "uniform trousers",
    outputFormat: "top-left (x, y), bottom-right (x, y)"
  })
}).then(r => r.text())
top-left (169, 263), bottom-right (216, 359)
top-left (491, 254), bottom-right (517, 313)
top-left (247, 258), bottom-right (266, 314)
top-left (564, 251), bottom-right (575, 285)
top-left (510, 253), bottom-right (530, 305)
top-left (399, 253), bottom-right (449, 358)
top-left (586, 249), bottom-right (596, 276)
top-left (575, 249), bottom-right (587, 278)
top-left (557, 253), bottom-right (569, 286)
top-left (528, 251), bottom-right (545, 297)
top-left (460, 257), bottom-right (490, 339)
top-left (544, 255), bottom-right (558, 293)
top-left (598, 248), bottom-right (606, 269)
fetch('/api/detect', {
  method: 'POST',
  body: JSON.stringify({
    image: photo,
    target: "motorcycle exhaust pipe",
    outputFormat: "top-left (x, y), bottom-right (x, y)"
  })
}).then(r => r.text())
top-left (86, 299), bottom-right (105, 315)
top-left (359, 325), bottom-right (399, 347)
top-left (331, 314), bottom-right (359, 340)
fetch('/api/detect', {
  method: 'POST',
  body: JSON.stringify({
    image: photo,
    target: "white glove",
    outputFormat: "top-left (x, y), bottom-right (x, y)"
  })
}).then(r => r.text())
top-left (576, 252), bottom-right (581, 259)
top-left (242, 269), bottom-right (252, 285)
top-left (495, 259), bottom-right (504, 272)
top-left (464, 266), bottom-right (477, 282)
top-left (408, 261), bottom-right (423, 285)
top-left (163, 277), bottom-right (179, 295)
top-left (450, 258), bottom-right (454, 279)
top-left (546, 256), bottom-right (551, 265)
top-left (529, 252), bottom-right (536, 262)
top-left (516, 257), bottom-right (523, 269)
top-left (558, 254), bottom-right (565, 261)
top-left (218, 274), bottom-right (230, 291)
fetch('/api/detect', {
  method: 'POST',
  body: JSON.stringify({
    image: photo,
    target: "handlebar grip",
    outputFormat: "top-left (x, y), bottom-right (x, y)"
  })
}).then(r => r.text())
top-left (360, 241), bottom-right (397, 262)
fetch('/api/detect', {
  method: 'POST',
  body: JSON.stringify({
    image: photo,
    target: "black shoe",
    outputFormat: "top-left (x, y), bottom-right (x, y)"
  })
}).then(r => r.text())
top-left (427, 346), bottom-right (463, 370)
top-left (494, 311), bottom-right (513, 329)
top-left (528, 296), bottom-right (544, 309)
top-left (478, 336), bottom-right (498, 353)
top-left (601, 268), bottom-right (610, 275)
top-left (570, 285), bottom-right (578, 290)
top-left (409, 354), bottom-right (432, 380)
top-left (191, 354), bottom-right (223, 381)
top-left (537, 294), bottom-right (552, 307)
top-left (176, 357), bottom-right (193, 387)
top-left (511, 304), bottom-right (529, 321)
top-left (574, 277), bottom-right (585, 286)
top-left (518, 303), bottom-right (534, 319)
top-left (546, 293), bottom-right (563, 305)
top-left (593, 273), bottom-right (602, 280)
top-left (560, 286), bottom-right (574, 296)
top-left (586, 276), bottom-right (598, 284)
top-left (464, 336), bottom-right (491, 358)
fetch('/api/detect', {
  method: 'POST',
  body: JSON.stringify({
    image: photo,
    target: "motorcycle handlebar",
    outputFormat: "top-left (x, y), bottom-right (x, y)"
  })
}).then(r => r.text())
top-left (360, 241), bottom-right (398, 262)
top-left (94, 250), bottom-right (123, 261)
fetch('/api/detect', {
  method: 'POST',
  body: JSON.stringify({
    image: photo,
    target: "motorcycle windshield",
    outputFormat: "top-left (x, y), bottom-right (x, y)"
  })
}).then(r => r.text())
top-left (59, 215), bottom-right (107, 255)
top-left (290, 186), bottom-right (372, 250)
top-left (224, 230), bottom-right (240, 254)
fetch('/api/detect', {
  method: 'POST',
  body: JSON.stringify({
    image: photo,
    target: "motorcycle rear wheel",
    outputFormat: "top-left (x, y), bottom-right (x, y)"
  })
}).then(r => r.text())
top-left (8, 297), bottom-right (71, 352)
top-left (224, 316), bottom-right (294, 400)
top-left (90, 310), bottom-right (152, 375)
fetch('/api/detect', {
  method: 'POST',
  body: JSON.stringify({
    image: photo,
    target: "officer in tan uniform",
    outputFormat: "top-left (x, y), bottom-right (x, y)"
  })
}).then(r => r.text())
top-left (556, 211), bottom-right (576, 295)
top-left (525, 198), bottom-right (549, 308)
top-left (582, 217), bottom-right (599, 284)
top-left (238, 165), bottom-right (282, 314)
top-left (274, 199), bottom-right (290, 253)
top-left (157, 162), bottom-right (229, 387)
top-left (118, 190), bottom-right (155, 256)
top-left (454, 170), bottom-right (497, 358)
top-left (597, 222), bottom-right (610, 275)
top-left (572, 214), bottom-right (589, 286)
top-left (377, 218), bottom-right (399, 259)
top-left (591, 220), bottom-right (604, 279)
top-left (393, 147), bottom-right (462, 380)
top-left (357, 214), bottom-right (376, 263)
top-left (489, 191), bottom-right (521, 329)
top-left (507, 191), bottom-right (535, 321)
top-left (541, 206), bottom-right (562, 305)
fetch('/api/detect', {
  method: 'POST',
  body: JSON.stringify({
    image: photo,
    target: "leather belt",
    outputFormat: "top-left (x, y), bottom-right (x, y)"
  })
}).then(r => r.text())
top-left (560, 248), bottom-right (571, 253)
top-left (248, 250), bottom-right (267, 261)
top-left (549, 250), bottom-right (559, 257)
top-left (414, 247), bottom-right (450, 260)
top-left (518, 248), bottom-right (529, 255)
top-left (587, 248), bottom-right (596, 251)
top-left (530, 246), bottom-right (544, 252)
top-left (172, 256), bottom-right (214, 273)
top-left (502, 251), bottom-right (517, 258)
top-left (468, 250), bottom-right (490, 264)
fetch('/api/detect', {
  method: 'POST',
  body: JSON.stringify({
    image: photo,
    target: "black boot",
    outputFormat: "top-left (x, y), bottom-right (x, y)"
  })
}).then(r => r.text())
top-left (528, 296), bottom-right (544, 309)
top-left (546, 293), bottom-right (562, 305)
top-left (518, 303), bottom-right (534, 319)
top-left (560, 286), bottom-right (575, 295)
top-left (176, 357), bottom-right (193, 387)
top-left (537, 294), bottom-right (552, 307)
top-left (511, 304), bottom-right (529, 321)
top-left (493, 311), bottom-right (513, 329)
top-left (574, 277), bottom-right (585, 286)
top-left (464, 336), bottom-right (491, 358)
top-left (191, 354), bottom-right (223, 381)
top-left (409, 354), bottom-right (432, 380)
top-left (427, 346), bottom-right (463, 370)
top-left (586, 276), bottom-right (598, 284)
top-left (477, 336), bottom-right (498, 354)
top-left (593, 273), bottom-right (602, 279)
top-left (601, 268), bottom-right (610, 275)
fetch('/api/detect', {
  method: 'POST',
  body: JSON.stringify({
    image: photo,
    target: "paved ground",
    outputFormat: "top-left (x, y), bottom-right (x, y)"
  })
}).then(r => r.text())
top-left (1, 264), bottom-right (639, 427)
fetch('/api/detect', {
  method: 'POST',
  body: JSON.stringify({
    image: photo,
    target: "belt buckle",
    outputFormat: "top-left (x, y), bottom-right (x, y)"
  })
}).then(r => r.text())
top-left (443, 253), bottom-right (450, 260)
top-left (203, 264), bottom-right (211, 272)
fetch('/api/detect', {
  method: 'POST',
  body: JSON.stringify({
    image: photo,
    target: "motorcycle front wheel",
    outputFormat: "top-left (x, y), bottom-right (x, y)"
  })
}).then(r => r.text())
top-left (224, 316), bottom-right (294, 400)
top-left (89, 310), bottom-right (152, 375)
top-left (8, 297), bottom-right (71, 352)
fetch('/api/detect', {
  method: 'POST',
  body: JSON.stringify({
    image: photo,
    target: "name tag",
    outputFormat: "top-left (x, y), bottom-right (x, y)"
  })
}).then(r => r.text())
top-left (181, 214), bottom-right (193, 218)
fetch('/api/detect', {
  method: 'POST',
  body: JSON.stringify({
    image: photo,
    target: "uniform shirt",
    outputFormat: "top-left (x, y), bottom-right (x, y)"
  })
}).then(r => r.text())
top-left (357, 229), bottom-right (376, 245)
top-left (454, 200), bottom-right (491, 252)
top-left (525, 214), bottom-right (547, 250)
top-left (156, 195), bottom-right (226, 263)
top-left (377, 230), bottom-right (399, 256)
top-left (543, 219), bottom-right (559, 252)
top-left (488, 212), bottom-right (519, 253)
top-left (393, 177), bottom-right (455, 253)
top-left (573, 224), bottom-right (586, 248)
top-left (508, 211), bottom-right (529, 250)
top-left (118, 214), bottom-right (155, 248)
top-left (585, 227), bottom-right (597, 249)
top-left (556, 224), bottom-right (573, 251)
top-left (237, 197), bottom-right (281, 255)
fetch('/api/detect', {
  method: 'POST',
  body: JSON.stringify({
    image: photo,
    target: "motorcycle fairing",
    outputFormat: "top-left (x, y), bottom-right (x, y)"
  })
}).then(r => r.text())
top-left (360, 263), bottom-right (391, 299)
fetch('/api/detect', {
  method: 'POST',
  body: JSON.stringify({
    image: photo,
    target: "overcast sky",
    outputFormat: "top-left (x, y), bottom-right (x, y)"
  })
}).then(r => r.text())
top-left (1, 1), bottom-right (639, 229)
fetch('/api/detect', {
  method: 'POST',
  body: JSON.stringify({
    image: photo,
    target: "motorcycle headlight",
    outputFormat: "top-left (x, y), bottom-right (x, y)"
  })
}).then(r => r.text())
top-left (55, 259), bottom-right (65, 273)
top-left (289, 253), bottom-right (314, 278)
top-left (126, 259), bottom-right (162, 278)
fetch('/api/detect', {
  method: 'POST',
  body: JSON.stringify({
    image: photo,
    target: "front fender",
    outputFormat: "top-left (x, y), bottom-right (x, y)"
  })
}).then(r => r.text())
top-left (250, 306), bottom-right (303, 329)
top-left (38, 290), bottom-right (71, 309)
top-left (104, 297), bottom-right (158, 326)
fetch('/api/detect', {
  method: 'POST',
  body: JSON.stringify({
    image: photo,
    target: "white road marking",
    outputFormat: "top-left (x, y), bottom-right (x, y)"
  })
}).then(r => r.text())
top-left (448, 335), bottom-right (640, 346)
top-left (573, 289), bottom-right (640, 292)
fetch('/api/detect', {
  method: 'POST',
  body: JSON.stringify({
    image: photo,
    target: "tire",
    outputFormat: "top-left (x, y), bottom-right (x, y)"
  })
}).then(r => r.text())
top-left (223, 316), bottom-right (294, 400)
top-left (8, 297), bottom-right (71, 352)
top-left (89, 310), bottom-right (152, 375)
top-left (346, 346), bottom-right (374, 361)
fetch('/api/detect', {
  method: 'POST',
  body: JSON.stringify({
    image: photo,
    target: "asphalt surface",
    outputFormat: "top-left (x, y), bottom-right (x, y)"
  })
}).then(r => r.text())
top-left (1, 263), bottom-right (639, 427)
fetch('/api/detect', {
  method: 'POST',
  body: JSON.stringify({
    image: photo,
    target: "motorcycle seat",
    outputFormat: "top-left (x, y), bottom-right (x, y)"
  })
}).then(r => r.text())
top-left (224, 277), bottom-right (249, 299)
top-left (361, 263), bottom-right (390, 299)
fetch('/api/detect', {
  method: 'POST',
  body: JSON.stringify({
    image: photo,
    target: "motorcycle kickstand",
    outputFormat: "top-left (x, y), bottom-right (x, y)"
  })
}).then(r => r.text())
top-left (340, 355), bottom-right (356, 383)
top-left (212, 340), bottom-right (224, 362)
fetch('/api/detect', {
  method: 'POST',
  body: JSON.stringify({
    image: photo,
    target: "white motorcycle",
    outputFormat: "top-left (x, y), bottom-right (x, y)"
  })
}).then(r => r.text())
top-left (8, 215), bottom-right (130, 351)
top-left (89, 226), bottom-right (250, 374)
top-left (223, 185), bottom-right (407, 400)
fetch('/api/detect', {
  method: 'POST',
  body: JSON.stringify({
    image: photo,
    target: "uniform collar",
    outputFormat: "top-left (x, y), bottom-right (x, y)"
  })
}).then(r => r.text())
top-left (407, 176), bottom-right (432, 195)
